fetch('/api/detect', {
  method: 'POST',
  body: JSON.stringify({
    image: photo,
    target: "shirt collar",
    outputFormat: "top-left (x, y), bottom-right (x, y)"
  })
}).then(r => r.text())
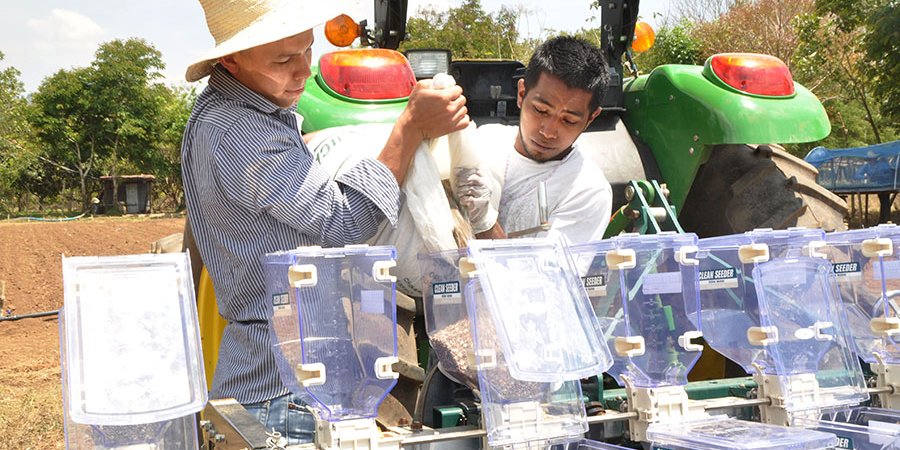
top-left (208, 64), bottom-right (292, 115)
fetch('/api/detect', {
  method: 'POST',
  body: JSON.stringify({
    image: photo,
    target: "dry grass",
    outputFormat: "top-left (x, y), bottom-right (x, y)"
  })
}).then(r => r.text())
top-left (0, 363), bottom-right (64, 450)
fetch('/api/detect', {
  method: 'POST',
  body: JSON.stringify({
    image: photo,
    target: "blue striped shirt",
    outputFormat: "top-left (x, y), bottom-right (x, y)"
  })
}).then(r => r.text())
top-left (181, 65), bottom-right (401, 403)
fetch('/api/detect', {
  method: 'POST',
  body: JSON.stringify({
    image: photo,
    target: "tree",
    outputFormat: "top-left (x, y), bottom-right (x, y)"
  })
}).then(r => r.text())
top-left (0, 52), bottom-right (39, 214)
top-left (400, 0), bottom-right (536, 62)
top-left (689, 0), bottom-right (815, 68)
top-left (670, 0), bottom-right (741, 23)
top-left (631, 19), bottom-right (704, 72)
top-left (29, 38), bottom-right (169, 210)
top-left (815, 0), bottom-right (900, 120)
top-left (793, 10), bottom-right (897, 146)
top-left (152, 86), bottom-right (196, 211)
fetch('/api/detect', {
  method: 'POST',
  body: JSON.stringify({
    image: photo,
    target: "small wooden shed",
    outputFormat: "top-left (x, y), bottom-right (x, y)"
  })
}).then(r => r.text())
top-left (98, 175), bottom-right (155, 214)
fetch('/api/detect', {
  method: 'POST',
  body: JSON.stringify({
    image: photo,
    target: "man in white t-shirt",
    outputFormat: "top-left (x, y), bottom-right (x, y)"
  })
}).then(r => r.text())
top-left (457, 36), bottom-right (613, 244)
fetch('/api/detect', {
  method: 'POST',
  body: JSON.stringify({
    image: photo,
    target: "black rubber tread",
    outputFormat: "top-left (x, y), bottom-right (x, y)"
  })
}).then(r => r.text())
top-left (679, 144), bottom-right (848, 237)
top-left (768, 145), bottom-right (848, 232)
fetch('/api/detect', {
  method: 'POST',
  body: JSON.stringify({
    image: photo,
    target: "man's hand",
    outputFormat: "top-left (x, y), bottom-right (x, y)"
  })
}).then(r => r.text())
top-left (379, 80), bottom-right (470, 186)
top-left (403, 80), bottom-right (470, 140)
top-left (455, 167), bottom-right (498, 234)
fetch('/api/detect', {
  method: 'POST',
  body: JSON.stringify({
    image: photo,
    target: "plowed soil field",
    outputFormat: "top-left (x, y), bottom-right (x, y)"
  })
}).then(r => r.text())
top-left (0, 215), bottom-right (186, 449)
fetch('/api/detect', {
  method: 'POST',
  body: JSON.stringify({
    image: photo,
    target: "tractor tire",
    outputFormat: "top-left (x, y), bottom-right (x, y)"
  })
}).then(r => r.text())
top-left (678, 144), bottom-right (848, 238)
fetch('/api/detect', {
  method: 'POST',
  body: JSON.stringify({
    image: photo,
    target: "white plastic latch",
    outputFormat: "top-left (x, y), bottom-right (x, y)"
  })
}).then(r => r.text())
top-left (289, 264), bottom-right (318, 287)
top-left (296, 362), bottom-right (327, 387)
top-left (678, 331), bottom-right (704, 352)
top-left (805, 241), bottom-right (828, 259)
top-left (459, 257), bottom-right (478, 278)
top-left (675, 246), bottom-right (699, 266)
top-left (372, 260), bottom-right (396, 283)
top-left (863, 238), bottom-right (894, 257)
top-left (374, 356), bottom-right (399, 380)
top-left (871, 317), bottom-right (900, 336)
top-left (747, 326), bottom-right (779, 346)
top-left (607, 249), bottom-right (637, 270)
top-left (813, 321), bottom-right (834, 341)
top-left (739, 244), bottom-right (770, 264)
top-left (615, 336), bottom-right (645, 357)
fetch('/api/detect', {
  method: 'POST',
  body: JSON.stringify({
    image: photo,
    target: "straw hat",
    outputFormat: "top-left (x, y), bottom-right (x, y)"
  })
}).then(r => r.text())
top-left (186, 0), bottom-right (361, 82)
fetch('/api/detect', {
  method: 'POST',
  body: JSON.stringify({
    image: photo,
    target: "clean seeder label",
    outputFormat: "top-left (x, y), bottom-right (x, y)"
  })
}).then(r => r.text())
top-left (272, 292), bottom-right (290, 316)
top-left (832, 261), bottom-right (861, 280)
top-left (582, 275), bottom-right (607, 296)
top-left (698, 267), bottom-right (739, 290)
top-left (431, 281), bottom-right (462, 305)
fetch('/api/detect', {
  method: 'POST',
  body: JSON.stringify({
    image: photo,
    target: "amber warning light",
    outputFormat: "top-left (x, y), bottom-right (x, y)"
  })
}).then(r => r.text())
top-left (325, 14), bottom-right (360, 47)
top-left (632, 21), bottom-right (655, 53)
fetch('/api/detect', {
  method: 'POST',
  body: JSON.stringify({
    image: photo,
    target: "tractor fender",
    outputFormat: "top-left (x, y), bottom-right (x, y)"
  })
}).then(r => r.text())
top-left (622, 65), bottom-right (831, 210)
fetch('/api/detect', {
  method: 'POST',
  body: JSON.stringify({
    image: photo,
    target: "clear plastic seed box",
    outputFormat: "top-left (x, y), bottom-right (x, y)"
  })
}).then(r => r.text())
top-left (419, 237), bottom-right (614, 448)
top-left (568, 232), bottom-right (702, 388)
top-left (823, 224), bottom-right (900, 364)
top-left (550, 438), bottom-right (633, 449)
top-left (794, 407), bottom-right (900, 450)
top-left (466, 277), bottom-right (590, 447)
top-left (647, 416), bottom-right (837, 450)
top-left (694, 228), bottom-right (868, 412)
top-left (465, 237), bottom-right (612, 382)
top-left (60, 253), bottom-right (205, 450)
top-left (262, 245), bottom-right (399, 422)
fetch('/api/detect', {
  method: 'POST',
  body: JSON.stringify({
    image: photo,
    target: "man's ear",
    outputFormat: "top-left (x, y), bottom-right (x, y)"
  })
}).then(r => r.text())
top-left (218, 54), bottom-right (240, 75)
top-left (516, 78), bottom-right (526, 108)
top-left (584, 107), bottom-right (602, 130)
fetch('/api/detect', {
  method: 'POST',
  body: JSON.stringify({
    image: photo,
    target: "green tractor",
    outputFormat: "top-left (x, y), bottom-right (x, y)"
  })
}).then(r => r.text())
top-left (289, 0), bottom-right (848, 427)
top-left (300, 0), bottom-right (846, 238)
top-left (187, 0), bottom-right (849, 434)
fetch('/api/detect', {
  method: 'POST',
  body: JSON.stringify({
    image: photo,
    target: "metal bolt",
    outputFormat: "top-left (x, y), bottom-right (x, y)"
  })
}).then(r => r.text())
top-left (624, 185), bottom-right (635, 201)
top-left (634, 98), bottom-right (640, 105)
top-left (689, 147), bottom-right (695, 155)
top-left (668, 94), bottom-right (674, 101)
top-left (214, 433), bottom-right (226, 443)
top-left (410, 420), bottom-right (423, 431)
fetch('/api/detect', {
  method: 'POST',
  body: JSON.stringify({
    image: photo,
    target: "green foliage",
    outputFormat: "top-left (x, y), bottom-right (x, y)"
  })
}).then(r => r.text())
top-left (863, 1), bottom-right (899, 119)
top-left (793, 9), bottom-right (897, 146)
top-left (0, 52), bottom-right (40, 214)
top-left (400, 0), bottom-right (537, 62)
top-left (632, 20), bottom-right (703, 72)
top-left (28, 38), bottom-right (176, 210)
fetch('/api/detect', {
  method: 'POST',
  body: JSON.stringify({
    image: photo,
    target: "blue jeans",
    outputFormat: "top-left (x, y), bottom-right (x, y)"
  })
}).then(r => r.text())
top-left (243, 392), bottom-right (316, 445)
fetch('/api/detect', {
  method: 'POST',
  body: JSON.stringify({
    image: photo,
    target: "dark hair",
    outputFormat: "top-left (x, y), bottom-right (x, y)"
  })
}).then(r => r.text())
top-left (523, 36), bottom-right (610, 112)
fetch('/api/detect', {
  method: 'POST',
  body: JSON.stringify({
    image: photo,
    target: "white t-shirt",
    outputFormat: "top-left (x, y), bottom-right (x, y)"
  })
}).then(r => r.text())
top-left (479, 124), bottom-right (612, 245)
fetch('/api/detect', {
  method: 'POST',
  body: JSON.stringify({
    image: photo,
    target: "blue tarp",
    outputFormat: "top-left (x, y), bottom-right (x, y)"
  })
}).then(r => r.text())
top-left (804, 140), bottom-right (900, 193)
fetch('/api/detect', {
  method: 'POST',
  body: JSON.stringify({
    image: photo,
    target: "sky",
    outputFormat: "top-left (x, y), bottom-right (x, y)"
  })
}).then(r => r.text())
top-left (0, 0), bottom-right (670, 94)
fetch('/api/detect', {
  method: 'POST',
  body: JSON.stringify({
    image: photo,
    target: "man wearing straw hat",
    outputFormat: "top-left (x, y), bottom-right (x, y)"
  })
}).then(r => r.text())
top-left (181, 0), bottom-right (469, 443)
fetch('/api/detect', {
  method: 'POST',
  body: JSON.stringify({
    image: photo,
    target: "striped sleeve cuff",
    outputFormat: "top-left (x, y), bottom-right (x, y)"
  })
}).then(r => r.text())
top-left (336, 158), bottom-right (401, 226)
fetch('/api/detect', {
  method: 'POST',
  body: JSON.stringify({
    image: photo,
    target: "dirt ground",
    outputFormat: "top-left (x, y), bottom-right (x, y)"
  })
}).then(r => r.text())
top-left (0, 215), bottom-right (186, 450)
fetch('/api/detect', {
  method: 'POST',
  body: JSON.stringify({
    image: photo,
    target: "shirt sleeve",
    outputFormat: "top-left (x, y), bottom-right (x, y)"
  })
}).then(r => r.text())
top-left (212, 113), bottom-right (401, 246)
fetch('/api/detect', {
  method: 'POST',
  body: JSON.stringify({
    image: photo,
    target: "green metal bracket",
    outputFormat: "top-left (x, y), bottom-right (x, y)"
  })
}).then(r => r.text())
top-left (605, 179), bottom-right (685, 237)
top-left (433, 406), bottom-right (464, 429)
